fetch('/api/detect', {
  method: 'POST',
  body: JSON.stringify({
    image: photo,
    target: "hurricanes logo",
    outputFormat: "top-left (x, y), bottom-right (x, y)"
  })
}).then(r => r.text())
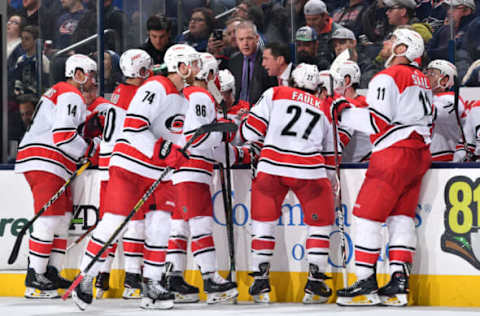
top-left (165, 114), bottom-right (184, 134)
top-left (441, 176), bottom-right (480, 270)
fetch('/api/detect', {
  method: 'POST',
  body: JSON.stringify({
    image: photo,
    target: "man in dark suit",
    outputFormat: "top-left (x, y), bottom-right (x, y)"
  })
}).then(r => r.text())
top-left (227, 20), bottom-right (276, 105)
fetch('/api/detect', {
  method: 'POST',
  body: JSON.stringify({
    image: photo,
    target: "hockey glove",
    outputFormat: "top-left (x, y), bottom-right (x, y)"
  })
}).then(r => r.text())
top-left (157, 139), bottom-right (189, 169)
top-left (80, 111), bottom-right (104, 139)
top-left (330, 97), bottom-right (351, 122)
top-left (232, 145), bottom-right (252, 165)
top-left (217, 117), bottom-right (236, 142)
top-left (84, 137), bottom-right (101, 158)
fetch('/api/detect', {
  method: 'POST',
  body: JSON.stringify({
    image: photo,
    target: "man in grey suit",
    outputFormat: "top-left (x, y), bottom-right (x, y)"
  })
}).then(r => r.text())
top-left (227, 20), bottom-right (276, 105)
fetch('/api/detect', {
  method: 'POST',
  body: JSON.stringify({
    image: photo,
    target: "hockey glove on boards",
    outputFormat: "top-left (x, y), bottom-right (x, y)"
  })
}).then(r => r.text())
top-left (156, 139), bottom-right (189, 169)
top-left (212, 144), bottom-right (252, 165)
top-left (217, 118), bottom-right (236, 142)
top-left (330, 97), bottom-right (351, 122)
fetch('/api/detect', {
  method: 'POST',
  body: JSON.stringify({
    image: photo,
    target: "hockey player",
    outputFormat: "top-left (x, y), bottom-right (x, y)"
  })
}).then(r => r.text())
top-left (15, 54), bottom-right (98, 298)
top-left (240, 63), bottom-right (336, 304)
top-left (92, 49), bottom-right (154, 300)
top-left (334, 28), bottom-right (434, 306)
top-left (331, 61), bottom-right (372, 162)
top-left (171, 52), bottom-right (238, 304)
top-left (454, 100), bottom-right (480, 162)
top-left (72, 44), bottom-right (199, 311)
top-left (425, 60), bottom-right (466, 161)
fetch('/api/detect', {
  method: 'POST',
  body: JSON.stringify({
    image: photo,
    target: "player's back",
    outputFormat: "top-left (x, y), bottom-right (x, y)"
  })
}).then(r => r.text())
top-left (256, 86), bottom-right (333, 180)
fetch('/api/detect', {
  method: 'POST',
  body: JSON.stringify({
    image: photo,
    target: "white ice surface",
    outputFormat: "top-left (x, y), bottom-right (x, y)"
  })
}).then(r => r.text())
top-left (0, 298), bottom-right (479, 316)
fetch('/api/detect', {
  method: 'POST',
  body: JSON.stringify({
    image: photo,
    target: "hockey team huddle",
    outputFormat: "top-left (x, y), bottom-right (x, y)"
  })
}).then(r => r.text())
top-left (13, 24), bottom-right (477, 311)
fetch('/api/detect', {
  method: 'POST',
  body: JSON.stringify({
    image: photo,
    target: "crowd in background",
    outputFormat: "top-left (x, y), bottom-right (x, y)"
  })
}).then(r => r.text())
top-left (5, 0), bottom-right (480, 157)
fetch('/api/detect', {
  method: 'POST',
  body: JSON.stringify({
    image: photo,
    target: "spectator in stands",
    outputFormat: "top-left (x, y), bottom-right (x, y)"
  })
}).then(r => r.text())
top-left (324, 0), bottom-right (347, 13)
top-left (17, 93), bottom-right (37, 130)
top-left (428, 0), bottom-right (476, 61)
top-left (19, 0), bottom-right (56, 40)
top-left (89, 50), bottom-right (121, 93)
top-left (263, 1), bottom-right (289, 44)
top-left (295, 25), bottom-right (320, 66)
top-left (176, 7), bottom-right (215, 52)
top-left (207, 17), bottom-right (246, 69)
top-left (228, 20), bottom-right (277, 104)
top-left (139, 15), bottom-right (174, 65)
top-left (304, 0), bottom-right (340, 70)
top-left (53, 0), bottom-right (88, 49)
top-left (261, 42), bottom-right (293, 86)
top-left (286, 0), bottom-right (308, 33)
top-left (103, 0), bottom-right (131, 52)
top-left (331, 27), bottom-right (357, 57)
top-left (14, 25), bottom-right (50, 97)
top-left (8, 0), bottom-right (19, 16)
top-left (384, 0), bottom-right (433, 44)
top-left (332, 0), bottom-right (368, 36)
top-left (459, 4), bottom-right (480, 62)
top-left (234, 1), bottom-right (266, 36)
top-left (7, 15), bottom-right (25, 71)
top-left (224, 17), bottom-right (244, 56)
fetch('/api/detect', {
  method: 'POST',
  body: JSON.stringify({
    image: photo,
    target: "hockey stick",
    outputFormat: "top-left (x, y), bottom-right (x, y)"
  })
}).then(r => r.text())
top-left (329, 74), bottom-right (348, 289)
top-left (62, 122), bottom-right (237, 300)
top-left (66, 223), bottom-right (98, 252)
top-left (8, 160), bottom-right (91, 265)
top-left (453, 78), bottom-right (475, 161)
top-left (207, 80), bottom-right (236, 281)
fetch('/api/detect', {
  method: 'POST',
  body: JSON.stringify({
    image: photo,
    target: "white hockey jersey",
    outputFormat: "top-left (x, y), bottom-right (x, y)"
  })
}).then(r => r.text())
top-left (341, 95), bottom-right (372, 162)
top-left (109, 76), bottom-right (187, 180)
top-left (15, 82), bottom-right (89, 180)
top-left (455, 101), bottom-right (480, 160)
top-left (92, 84), bottom-right (138, 171)
top-left (173, 85), bottom-right (222, 185)
top-left (430, 92), bottom-right (466, 161)
top-left (241, 86), bottom-right (336, 179)
top-left (365, 64), bottom-right (434, 152)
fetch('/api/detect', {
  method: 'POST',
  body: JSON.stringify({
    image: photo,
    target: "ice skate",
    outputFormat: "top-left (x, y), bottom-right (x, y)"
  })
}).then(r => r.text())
top-left (336, 273), bottom-right (380, 306)
top-left (203, 272), bottom-right (238, 304)
top-left (378, 271), bottom-right (409, 306)
top-left (72, 275), bottom-right (94, 311)
top-left (24, 268), bottom-right (59, 299)
top-left (122, 272), bottom-right (142, 299)
top-left (302, 264), bottom-right (332, 304)
top-left (140, 277), bottom-right (174, 310)
top-left (166, 274), bottom-right (200, 303)
top-left (248, 263), bottom-right (271, 303)
top-left (46, 266), bottom-right (72, 289)
top-left (94, 272), bottom-right (110, 299)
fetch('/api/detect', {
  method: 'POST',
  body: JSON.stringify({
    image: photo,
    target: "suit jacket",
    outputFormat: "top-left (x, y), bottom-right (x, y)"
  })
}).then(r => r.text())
top-left (227, 49), bottom-right (277, 105)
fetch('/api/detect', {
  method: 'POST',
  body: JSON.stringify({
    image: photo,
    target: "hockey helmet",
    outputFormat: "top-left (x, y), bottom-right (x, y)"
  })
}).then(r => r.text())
top-left (385, 28), bottom-right (424, 68)
top-left (218, 69), bottom-right (235, 93)
top-left (196, 52), bottom-right (219, 81)
top-left (120, 49), bottom-right (153, 79)
top-left (65, 54), bottom-right (97, 84)
top-left (291, 63), bottom-right (320, 92)
top-left (331, 60), bottom-right (361, 94)
top-left (164, 44), bottom-right (201, 77)
top-left (427, 59), bottom-right (457, 89)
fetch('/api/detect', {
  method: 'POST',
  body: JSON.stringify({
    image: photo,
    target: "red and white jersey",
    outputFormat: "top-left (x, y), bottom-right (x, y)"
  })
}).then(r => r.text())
top-left (173, 85), bottom-right (222, 185)
top-left (430, 92), bottom-right (466, 161)
top-left (217, 100), bottom-right (250, 145)
top-left (456, 100), bottom-right (480, 157)
top-left (342, 94), bottom-right (372, 162)
top-left (241, 86), bottom-right (336, 179)
top-left (15, 82), bottom-right (89, 180)
top-left (94, 84), bottom-right (138, 171)
top-left (366, 64), bottom-right (434, 152)
top-left (109, 76), bottom-right (187, 180)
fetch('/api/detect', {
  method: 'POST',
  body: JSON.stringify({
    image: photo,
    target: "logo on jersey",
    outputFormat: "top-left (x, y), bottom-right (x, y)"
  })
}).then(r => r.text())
top-left (441, 176), bottom-right (480, 270)
top-left (165, 114), bottom-right (184, 134)
top-left (111, 93), bottom-right (120, 105)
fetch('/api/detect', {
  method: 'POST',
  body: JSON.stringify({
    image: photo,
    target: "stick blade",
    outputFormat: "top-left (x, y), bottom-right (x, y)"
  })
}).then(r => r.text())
top-left (62, 274), bottom-right (84, 300)
top-left (8, 231), bottom-right (26, 264)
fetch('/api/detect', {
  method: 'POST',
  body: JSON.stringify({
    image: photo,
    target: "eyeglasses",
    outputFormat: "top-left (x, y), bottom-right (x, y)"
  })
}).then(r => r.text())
top-left (7, 20), bottom-right (20, 25)
top-left (190, 18), bottom-right (205, 23)
top-left (386, 5), bottom-right (403, 12)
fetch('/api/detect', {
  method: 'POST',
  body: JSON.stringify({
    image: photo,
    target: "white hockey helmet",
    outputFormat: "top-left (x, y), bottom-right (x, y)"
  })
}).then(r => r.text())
top-left (291, 63), bottom-right (320, 91)
top-left (65, 54), bottom-right (97, 83)
top-left (196, 52), bottom-right (219, 81)
top-left (218, 69), bottom-right (235, 92)
top-left (385, 28), bottom-right (424, 68)
top-left (318, 69), bottom-right (333, 95)
top-left (120, 49), bottom-right (153, 79)
top-left (427, 59), bottom-right (457, 89)
top-left (331, 60), bottom-right (361, 94)
top-left (164, 44), bottom-right (201, 76)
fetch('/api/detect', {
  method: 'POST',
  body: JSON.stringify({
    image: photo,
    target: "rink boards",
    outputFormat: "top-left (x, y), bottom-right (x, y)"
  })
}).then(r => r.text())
top-left (1, 163), bottom-right (480, 306)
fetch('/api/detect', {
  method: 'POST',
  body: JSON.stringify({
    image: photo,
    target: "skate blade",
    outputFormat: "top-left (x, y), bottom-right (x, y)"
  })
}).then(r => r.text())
top-left (302, 293), bottom-right (328, 304)
top-left (380, 294), bottom-right (408, 306)
top-left (24, 287), bottom-right (60, 299)
top-left (336, 293), bottom-right (381, 306)
top-left (95, 288), bottom-right (106, 299)
top-left (122, 288), bottom-right (142, 299)
top-left (174, 293), bottom-right (200, 303)
top-left (206, 288), bottom-right (239, 304)
top-left (72, 290), bottom-right (89, 311)
top-left (140, 297), bottom-right (174, 310)
top-left (253, 292), bottom-right (270, 304)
